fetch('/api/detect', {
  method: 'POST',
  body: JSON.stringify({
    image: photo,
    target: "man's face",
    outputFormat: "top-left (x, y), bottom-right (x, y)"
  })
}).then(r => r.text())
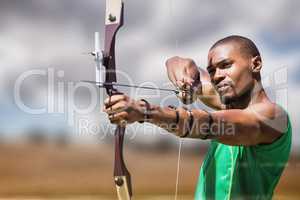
top-left (207, 43), bottom-right (254, 104)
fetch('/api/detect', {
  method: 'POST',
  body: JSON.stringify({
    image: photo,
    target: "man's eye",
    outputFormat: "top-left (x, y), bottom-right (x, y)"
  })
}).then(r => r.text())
top-left (222, 63), bottom-right (232, 69)
top-left (207, 68), bottom-right (215, 74)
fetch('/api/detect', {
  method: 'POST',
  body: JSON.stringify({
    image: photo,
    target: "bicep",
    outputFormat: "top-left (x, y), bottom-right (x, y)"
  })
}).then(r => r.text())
top-left (211, 109), bottom-right (261, 146)
top-left (212, 104), bottom-right (286, 146)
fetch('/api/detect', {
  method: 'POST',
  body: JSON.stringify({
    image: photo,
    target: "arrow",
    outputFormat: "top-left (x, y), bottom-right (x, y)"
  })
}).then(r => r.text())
top-left (81, 80), bottom-right (180, 94)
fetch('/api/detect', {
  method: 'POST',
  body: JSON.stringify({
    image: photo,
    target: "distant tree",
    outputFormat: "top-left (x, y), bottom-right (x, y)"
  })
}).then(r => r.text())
top-left (26, 128), bottom-right (48, 146)
top-left (54, 130), bottom-right (70, 148)
top-left (0, 132), bottom-right (5, 145)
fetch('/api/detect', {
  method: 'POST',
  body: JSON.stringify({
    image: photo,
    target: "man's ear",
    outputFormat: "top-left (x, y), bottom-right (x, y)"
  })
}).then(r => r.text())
top-left (251, 56), bottom-right (262, 73)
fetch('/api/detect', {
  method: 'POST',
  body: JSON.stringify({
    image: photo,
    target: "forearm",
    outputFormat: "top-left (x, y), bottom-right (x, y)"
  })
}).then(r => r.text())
top-left (143, 103), bottom-right (187, 137)
top-left (140, 100), bottom-right (211, 138)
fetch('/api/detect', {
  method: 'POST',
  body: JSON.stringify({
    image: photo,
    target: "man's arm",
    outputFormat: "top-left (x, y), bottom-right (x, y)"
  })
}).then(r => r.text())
top-left (197, 67), bottom-right (223, 110)
top-left (103, 94), bottom-right (287, 146)
top-left (147, 101), bottom-right (286, 146)
top-left (189, 103), bottom-right (287, 146)
top-left (165, 56), bottom-right (223, 110)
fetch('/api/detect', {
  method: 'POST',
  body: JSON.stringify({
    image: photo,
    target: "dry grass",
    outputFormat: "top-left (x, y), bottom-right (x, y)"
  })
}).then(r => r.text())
top-left (0, 143), bottom-right (298, 199)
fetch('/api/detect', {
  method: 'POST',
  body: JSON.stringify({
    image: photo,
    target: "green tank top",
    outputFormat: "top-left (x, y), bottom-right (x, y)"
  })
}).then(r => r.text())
top-left (195, 116), bottom-right (292, 200)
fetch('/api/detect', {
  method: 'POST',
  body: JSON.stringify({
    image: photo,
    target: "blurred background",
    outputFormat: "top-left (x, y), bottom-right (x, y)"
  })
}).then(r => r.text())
top-left (0, 0), bottom-right (299, 199)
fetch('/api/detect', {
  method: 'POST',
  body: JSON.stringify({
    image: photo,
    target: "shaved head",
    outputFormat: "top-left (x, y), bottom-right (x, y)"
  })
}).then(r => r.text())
top-left (210, 35), bottom-right (260, 59)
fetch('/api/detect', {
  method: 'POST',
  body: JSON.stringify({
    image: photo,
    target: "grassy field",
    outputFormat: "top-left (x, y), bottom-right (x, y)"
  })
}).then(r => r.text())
top-left (0, 143), bottom-right (298, 199)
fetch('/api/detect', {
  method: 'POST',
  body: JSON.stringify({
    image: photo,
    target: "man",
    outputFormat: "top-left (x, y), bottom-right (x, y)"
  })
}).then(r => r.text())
top-left (103, 35), bottom-right (291, 199)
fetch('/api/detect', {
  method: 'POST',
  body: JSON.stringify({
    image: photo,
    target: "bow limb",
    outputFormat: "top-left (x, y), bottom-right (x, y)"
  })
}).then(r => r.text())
top-left (114, 125), bottom-right (132, 200)
top-left (102, 0), bottom-right (132, 199)
top-left (103, 0), bottom-right (123, 95)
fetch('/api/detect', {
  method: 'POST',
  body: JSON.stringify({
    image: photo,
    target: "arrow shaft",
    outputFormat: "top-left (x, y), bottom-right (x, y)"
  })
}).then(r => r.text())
top-left (81, 80), bottom-right (180, 94)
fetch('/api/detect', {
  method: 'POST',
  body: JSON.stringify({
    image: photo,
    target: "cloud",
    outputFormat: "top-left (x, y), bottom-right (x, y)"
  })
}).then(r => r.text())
top-left (0, 0), bottom-right (299, 148)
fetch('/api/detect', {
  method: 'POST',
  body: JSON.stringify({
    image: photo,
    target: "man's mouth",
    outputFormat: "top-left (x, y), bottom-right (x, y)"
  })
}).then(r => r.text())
top-left (216, 83), bottom-right (231, 93)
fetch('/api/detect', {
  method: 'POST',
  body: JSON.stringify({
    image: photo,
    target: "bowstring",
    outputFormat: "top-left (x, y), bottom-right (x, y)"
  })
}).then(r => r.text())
top-left (168, 0), bottom-right (183, 199)
top-left (175, 139), bottom-right (182, 200)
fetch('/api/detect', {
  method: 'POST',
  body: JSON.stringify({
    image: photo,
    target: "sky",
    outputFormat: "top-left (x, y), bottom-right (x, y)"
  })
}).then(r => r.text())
top-left (0, 0), bottom-right (299, 150)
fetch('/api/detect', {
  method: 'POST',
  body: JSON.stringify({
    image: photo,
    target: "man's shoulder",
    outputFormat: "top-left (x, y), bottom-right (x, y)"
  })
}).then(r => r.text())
top-left (247, 101), bottom-right (286, 117)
